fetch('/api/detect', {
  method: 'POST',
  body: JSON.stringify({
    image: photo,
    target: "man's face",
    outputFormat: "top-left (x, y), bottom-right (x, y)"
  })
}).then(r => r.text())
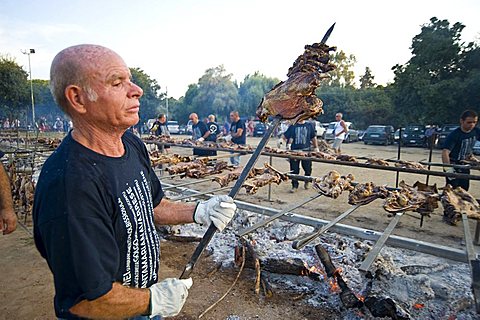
top-left (230, 113), bottom-right (237, 122)
top-left (83, 52), bottom-right (143, 130)
top-left (159, 116), bottom-right (166, 123)
top-left (460, 116), bottom-right (478, 133)
top-left (335, 114), bottom-right (341, 121)
top-left (189, 115), bottom-right (198, 124)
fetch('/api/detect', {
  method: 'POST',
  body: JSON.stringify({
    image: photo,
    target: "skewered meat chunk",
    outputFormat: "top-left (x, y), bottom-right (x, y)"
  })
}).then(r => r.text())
top-left (460, 154), bottom-right (480, 166)
top-left (256, 42), bottom-right (336, 123)
top-left (313, 170), bottom-right (354, 198)
top-left (307, 151), bottom-right (337, 160)
top-left (394, 160), bottom-right (425, 170)
top-left (149, 153), bottom-right (193, 167)
top-left (348, 182), bottom-right (389, 205)
top-left (336, 154), bottom-right (358, 162)
top-left (166, 160), bottom-right (206, 175)
top-left (365, 158), bottom-right (390, 166)
top-left (383, 181), bottom-right (439, 215)
top-left (185, 161), bottom-right (229, 179)
top-left (441, 185), bottom-right (480, 225)
top-left (317, 139), bottom-right (336, 154)
top-left (242, 164), bottom-right (288, 194)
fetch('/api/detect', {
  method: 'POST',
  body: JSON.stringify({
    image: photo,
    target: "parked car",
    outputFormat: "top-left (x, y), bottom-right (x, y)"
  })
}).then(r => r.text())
top-left (394, 128), bottom-right (405, 143)
top-left (253, 121), bottom-right (267, 137)
top-left (167, 120), bottom-right (180, 134)
top-left (186, 120), bottom-right (193, 135)
top-left (324, 121), bottom-right (359, 143)
top-left (363, 125), bottom-right (395, 145)
top-left (178, 124), bottom-right (187, 135)
top-left (401, 125), bottom-right (426, 147)
top-left (313, 120), bottom-right (326, 138)
top-left (473, 140), bottom-right (480, 155)
top-left (436, 124), bottom-right (458, 148)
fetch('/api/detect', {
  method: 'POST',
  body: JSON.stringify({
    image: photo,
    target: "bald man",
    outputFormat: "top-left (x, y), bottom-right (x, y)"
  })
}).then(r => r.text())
top-left (33, 44), bottom-right (236, 319)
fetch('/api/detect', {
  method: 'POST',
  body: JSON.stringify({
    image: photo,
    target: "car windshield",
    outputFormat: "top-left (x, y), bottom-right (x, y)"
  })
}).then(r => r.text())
top-left (443, 125), bottom-right (458, 132)
top-left (327, 123), bottom-right (335, 129)
top-left (405, 126), bottom-right (423, 132)
top-left (167, 121), bottom-right (178, 125)
top-left (366, 126), bottom-right (384, 133)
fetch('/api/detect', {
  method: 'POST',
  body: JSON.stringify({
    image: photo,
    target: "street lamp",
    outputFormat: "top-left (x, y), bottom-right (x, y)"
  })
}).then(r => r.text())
top-left (165, 86), bottom-right (169, 120)
top-left (21, 48), bottom-right (35, 128)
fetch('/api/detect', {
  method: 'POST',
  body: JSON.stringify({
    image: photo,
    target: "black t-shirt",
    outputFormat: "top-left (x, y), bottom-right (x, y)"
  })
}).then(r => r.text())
top-left (284, 122), bottom-right (316, 150)
top-left (192, 121), bottom-right (211, 156)
top-left (443, 127), bottom-right (480, 162)
top-left (206, 122), bottom-right (219, 142)
top-left (230, 120), bottom-right (246, 145)
top-left (33, 131), bottom-right (163, 319)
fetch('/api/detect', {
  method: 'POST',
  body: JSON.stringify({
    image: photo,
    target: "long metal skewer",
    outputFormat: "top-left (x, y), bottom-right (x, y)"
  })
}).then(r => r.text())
top-left (359, 212), bottom-right (403, 272)
top-left (171, 186), bottom-right (231, 201)
top-left (292, 204), bottom-right (361, 250)
top-left (237, 194), bottom-right (323, 237)
top-left (163, 176), bottom-right (220, 191)
top-left (179, 116), bottom-right (282, 279)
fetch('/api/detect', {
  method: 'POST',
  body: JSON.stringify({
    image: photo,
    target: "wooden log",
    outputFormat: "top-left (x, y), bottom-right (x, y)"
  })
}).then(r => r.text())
top-left (314, 244), bottom-right (363, 309)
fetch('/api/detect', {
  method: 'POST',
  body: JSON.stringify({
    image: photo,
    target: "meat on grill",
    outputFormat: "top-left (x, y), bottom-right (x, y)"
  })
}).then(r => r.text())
top-left (336, 154), bottom-right (358, 162)
top-left (348, 182), bottom-right (389, 205)
top-left (214, 166), bottom-right (249, 187)
top-left (313, 170), bottom-right (354, 198)
top-left (394, 160), bottom-right (425, 170)
top-left (242, 163), bottom-right (288, 194)
top-left (166, 160), bottom-right (207, 176)
top-left (149, 152), bottom-right (193, 167)
top-left (365, 158), bottom-right (390, 166)
top-left (460, 154), bottom-right (480, 167)
top-left (185, 161), bottom-right (229, 179)
top-left (317, 139), bottom-right (336, 154)
top-left (383, 181), bottom-right (439, 215)
top-left (441, 185), bottom-right (480, 225)
top-left (307, 151), bottom-right (337, 160)
top-left (256, 42), bottom-right (336, 123)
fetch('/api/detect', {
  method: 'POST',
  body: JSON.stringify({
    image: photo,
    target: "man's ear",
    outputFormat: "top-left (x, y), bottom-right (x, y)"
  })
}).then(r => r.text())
top-left (65, 85), bottom-right (87, 114)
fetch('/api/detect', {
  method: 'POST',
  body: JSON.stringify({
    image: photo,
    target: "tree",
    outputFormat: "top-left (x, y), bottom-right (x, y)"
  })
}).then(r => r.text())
top-left (321, 50), bottom-right (356, 88)
top-left (238, 72), bottom-right (279, 117)
top-left (359, 67), bottom-right (376, 89)
top-left (191, 65), bottom-right (239, 120)
top-left (0, 55), bottom-right (29, 120)
top-left (130, 67), bottom-right (163, 123)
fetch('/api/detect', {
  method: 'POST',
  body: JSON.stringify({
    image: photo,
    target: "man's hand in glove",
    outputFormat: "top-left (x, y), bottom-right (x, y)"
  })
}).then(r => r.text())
top-left (149, 278), bottom-right (193, 318)
top-left (286, 144), bottom-right (291, 151)
top-left (193, 195), bottom-right (236, 231)
top-left (313, 147), bottom-right (320, 152)
top-left (224, 135), bottom-right (232, 142)
top-left (197, 137), bottom-right (205, 142)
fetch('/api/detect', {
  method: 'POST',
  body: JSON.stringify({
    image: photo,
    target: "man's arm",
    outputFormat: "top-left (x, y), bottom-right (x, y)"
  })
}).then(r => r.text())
top-left (232, 128), bottom-right (243, 138)
top-left (153, 199), bottom-right (196, 225)
top-left (70, 282), bottom-right (150, 319)
top-left (442, 149), bottom-right (451, 165)
top-left (0, 163), bottom-right (16, 235)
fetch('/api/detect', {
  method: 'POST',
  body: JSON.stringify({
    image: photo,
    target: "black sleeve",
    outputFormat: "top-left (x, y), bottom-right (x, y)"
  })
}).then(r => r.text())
top-left (284, 126), bottom-right (293, 140)
top-left (443, 130), bottom-right (458, 150)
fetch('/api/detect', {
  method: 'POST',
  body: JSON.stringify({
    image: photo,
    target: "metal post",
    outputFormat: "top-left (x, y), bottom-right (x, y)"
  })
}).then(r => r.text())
top-left (165, 87), bottom-right (169, 119)
top-left (22, 49), bottom-right (36, 128)
top-left (267, 155), bottom-right (273, 201)
top-left (395, 127), bottom-right (402, 188)
top-left (426, 133), bottom-right (435, 185)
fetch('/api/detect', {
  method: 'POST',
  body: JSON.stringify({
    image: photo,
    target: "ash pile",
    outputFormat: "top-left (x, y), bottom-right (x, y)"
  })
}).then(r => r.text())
top-left (162, 199), bottom-right (477, 319)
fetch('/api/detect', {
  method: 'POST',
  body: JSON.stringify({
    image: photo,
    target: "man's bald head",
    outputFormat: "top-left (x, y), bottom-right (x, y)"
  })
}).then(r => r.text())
top-left (50, 44), bottom-right (122, 114)
top-left (189, 113), bottom-right (199, 124)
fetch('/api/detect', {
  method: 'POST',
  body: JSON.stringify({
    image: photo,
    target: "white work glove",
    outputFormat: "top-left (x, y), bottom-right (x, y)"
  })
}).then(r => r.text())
top-left (197, 137), bottom-right (205, 142)
top-left (444, 167), bottom-right (455, 174)
top-left (286, 144), bottom-right (291, 151)
top-left (193, 195), bottom-right (236, 231)
top-left (224, 134), bottom-right (232, 142)
top-left (313, 147), bottom-right (320, 152)
top-left (149, 278), bottom-right (193, 318)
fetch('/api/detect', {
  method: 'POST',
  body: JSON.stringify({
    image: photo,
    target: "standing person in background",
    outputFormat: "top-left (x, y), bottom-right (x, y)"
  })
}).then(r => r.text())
top-left (284, 120), bottom-right (319, 192)
top-left (223, 119), bottom-right (230, 136)
top-left (225, 111), bottom-right (246, 166)
top-left (206, 114), bottom-right (219, 156)
top-left (150, 114), bottom-right (170, 153)
top-left (190, 113), bottom-right (214, 156)
top-left (442, 109), bottom-right (480, 191)
top-left (0, 150), bottom-right (16, 235)
top-left (247, 118), bottom-right (255, 137)
top-left (332, 112), bottom-right (348, 154)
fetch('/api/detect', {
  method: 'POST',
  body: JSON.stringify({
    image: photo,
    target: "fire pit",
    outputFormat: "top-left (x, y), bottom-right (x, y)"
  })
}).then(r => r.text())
top-left (164, 203), bottom-right (478, 319)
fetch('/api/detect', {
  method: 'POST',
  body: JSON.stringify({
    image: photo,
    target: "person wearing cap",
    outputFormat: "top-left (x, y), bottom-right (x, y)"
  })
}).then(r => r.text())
top-left (33, 44), bottom-right (237, 319)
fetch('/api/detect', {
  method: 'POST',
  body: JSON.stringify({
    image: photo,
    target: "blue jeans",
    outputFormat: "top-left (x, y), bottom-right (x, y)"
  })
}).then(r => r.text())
top-left (230, 152), bottom-right (240, 166)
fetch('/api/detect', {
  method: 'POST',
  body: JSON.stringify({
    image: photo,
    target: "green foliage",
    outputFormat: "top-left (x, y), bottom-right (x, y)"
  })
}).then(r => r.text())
top-left (321, 50), bottom-right (356, 88)
top-left (359, 67), bottom-right (376, 89)
top-left (130, 67), bottom-right (163, 122)
top-left (0, 55), bottom-right (29, 119)
top-left (238, 72), bottom-right (279, 116)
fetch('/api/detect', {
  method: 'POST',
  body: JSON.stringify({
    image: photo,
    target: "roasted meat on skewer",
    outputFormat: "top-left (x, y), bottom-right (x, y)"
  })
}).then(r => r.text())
top-left (185, 161), bottom-right (229, 179)
top-left (441, 185), bottom-right (480, 225)
top-left (383, 181), bottom-right (439, 215)
top-left (365, 158), bottom-right (390, 166)
top-left (242, 163), bottom-right (288, 194)
top-left (336, 154), bottom-right (358, 163)
top-left (256, 41), bottom-right (336, 123)
top-left (313, 170), bottom-right (354, 199)
top-left (348, 182), bottom-right (389, 205)
top-left (394, 160), bottom-right (425, 170)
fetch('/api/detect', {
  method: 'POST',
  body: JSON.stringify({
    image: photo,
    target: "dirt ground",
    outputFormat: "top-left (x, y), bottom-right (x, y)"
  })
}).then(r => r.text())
top-left (1, 137), bottom-right (478, 319)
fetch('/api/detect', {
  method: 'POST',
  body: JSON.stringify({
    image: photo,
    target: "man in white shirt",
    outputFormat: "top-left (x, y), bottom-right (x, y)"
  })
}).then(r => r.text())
top-left (332, 113), bottom-right (348, 154)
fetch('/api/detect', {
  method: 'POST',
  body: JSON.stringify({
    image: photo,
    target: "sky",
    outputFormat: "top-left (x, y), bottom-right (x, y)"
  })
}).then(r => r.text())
top-left (1, 0), bottom-right (479, 99)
